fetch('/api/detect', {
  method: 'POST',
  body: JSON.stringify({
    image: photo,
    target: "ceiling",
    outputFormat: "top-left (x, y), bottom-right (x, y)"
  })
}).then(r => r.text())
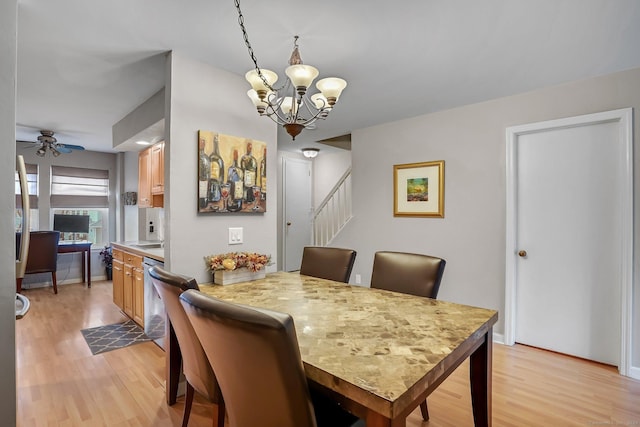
top-left (15, 0), bottom-right (640, 154)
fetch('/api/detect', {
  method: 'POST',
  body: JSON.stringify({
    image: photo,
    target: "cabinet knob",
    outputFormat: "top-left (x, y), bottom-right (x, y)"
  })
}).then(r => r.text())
top-left (518, 250), bottom-right (527, 257)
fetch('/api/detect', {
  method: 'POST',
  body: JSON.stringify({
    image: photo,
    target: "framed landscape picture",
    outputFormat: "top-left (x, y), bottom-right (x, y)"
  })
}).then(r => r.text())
top-left (393, 160), bottom-right (444, 217)
top-left (197, 130), bottom-right (267, 213)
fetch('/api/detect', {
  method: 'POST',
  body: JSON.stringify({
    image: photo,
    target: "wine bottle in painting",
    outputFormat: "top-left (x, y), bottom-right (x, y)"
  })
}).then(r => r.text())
top-left (208, 133), bottom-right (224, 204)
top-left (198, 137), bottom-right (210, 209)
top-left (227, 149), bottom-right (243, 212)
top-left (260, 146), bottom-right (266, 200)
top-left (241, 140), bottom-right (257, 203)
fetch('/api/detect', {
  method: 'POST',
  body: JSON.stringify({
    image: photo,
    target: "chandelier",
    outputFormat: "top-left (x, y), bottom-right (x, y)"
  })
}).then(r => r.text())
top-left (234, 0), bottom-right (347, 140)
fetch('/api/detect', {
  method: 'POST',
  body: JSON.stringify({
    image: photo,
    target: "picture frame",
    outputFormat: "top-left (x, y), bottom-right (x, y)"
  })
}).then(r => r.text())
top-left (197, 130), bottom-right (267, 214)
top-left (393, 160), bottom-right (445, 217)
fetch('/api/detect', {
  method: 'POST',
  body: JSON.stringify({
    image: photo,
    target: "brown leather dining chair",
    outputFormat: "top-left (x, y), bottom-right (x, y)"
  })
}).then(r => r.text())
top-left (148, 266), bottom-right (225, 427)
top-left (370, 250), bottom-right (446, 421)
top-left (299, 246), bottom-right (357, 283)
top-left (180, 289), bottom-right (364, 427)
top-left (16, 231), bottom-right (60, 294)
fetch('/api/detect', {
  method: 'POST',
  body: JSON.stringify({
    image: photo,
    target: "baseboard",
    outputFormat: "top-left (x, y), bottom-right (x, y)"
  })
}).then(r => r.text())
top-left (629, 366), bottom-right (640, 380)
top-left (493, 332), bottom-right (505, 344)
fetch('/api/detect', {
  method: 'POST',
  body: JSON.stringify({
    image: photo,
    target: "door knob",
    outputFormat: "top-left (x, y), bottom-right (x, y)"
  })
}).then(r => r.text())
top-left (518, 250), bottom-right (527, 257)
top-left (286, 222), bottom-right (292, 226)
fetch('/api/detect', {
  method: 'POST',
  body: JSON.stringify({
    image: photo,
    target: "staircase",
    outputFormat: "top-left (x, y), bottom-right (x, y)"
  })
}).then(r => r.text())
top-left (313, 167), bottom-right (352, 246)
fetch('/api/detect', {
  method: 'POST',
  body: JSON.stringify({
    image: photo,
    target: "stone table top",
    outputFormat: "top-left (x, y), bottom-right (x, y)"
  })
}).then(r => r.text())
top-left (199, 271), bottom-right (498, 419)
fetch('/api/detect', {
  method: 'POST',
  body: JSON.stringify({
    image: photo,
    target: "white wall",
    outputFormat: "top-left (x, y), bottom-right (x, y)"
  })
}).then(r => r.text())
top-left (312, 149), bottom-right (351, 208)
top-left (331, 66), bottom-right (640, 367)
top-left (165, 51), bottom-right (277, 283)
top-left (0, 0), bottom-right (17, 422)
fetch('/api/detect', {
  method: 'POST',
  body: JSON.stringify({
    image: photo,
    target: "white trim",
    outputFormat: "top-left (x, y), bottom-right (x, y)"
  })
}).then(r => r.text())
top-left (504, 108), bottom-right (633, 377)
top-left (492, 332), bottom-right (505, 345)
top-left (629, 366), bottom-right (640, 381)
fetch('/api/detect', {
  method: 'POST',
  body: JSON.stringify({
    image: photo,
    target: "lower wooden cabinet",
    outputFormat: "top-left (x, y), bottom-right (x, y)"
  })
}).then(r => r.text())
top-left (133, 268), bottom-right (145, 326)
top-left (112, 247), bottom-right (144, 328)
top-left (112, 258), bottom-right (124, 309)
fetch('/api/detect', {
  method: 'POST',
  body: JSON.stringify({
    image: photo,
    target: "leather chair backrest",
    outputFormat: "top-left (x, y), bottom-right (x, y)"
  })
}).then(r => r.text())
top-left (299, 246), bottom-right (357, 283)
top-left (370, 251), bottom-right (446, 298)
top-left (180, 289), bottom-right (317, 427)
top-left (23, 231), bottom-right (60, 274)
top-left (148, 266), bottom-right (221, 404)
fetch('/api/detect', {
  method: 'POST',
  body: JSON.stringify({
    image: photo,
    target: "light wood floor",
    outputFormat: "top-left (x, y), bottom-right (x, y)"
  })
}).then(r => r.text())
top-left (16, 281), bottom-right (640, 426)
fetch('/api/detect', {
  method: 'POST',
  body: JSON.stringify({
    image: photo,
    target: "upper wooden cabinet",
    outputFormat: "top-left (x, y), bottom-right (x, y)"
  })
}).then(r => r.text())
top-left (138, 141), bottom-right (164, 208)
top-left (151, 141), bottom-right (164, 195)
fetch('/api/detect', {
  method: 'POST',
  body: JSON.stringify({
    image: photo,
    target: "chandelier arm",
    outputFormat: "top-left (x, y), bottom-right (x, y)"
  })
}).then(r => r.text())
top-left (234, 0), bottom-right (286, 92)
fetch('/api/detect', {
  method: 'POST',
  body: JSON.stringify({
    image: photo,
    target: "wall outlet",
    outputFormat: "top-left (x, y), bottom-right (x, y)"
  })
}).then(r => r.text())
top-left (228, 227), bottom-right (243, 245)
top-left (355, 274), bottom-right (361, 284)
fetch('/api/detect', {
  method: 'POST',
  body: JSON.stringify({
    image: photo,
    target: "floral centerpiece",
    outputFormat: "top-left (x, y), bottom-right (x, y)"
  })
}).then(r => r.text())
top-left (204, 251), bottom-right (271, 285)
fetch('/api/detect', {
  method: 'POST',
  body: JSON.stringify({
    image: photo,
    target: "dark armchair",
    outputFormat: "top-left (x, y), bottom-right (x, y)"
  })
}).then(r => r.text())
top-left (370, 250), bottom-right (446, 421)
top-left (148, 266), bottom-right (225, 427)
top-left (16, 231), bottom-right (60, 294)
top-left (299, 246), bottom-right (357, 283)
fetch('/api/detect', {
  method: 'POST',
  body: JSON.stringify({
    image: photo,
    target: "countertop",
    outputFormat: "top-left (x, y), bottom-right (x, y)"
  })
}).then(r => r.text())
top-left (111, 241), bottom-right (164, 262)
top-left (198, 271), bottom-right (498, 418)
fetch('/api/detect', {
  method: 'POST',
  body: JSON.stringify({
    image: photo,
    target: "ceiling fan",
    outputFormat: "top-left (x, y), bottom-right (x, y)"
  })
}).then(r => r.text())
top-left (17, 130), bottom-right (85, 157)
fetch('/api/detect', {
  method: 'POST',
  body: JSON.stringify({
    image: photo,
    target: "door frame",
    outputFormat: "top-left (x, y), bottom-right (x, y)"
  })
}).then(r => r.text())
top-left (504, 108), bottom-right (633, 376)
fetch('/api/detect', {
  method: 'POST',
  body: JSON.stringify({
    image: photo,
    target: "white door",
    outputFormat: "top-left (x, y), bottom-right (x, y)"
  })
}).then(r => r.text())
top-left (505, 109), bottom-right (633, 371)
top-left (283, 157), bottom-right (312, 271)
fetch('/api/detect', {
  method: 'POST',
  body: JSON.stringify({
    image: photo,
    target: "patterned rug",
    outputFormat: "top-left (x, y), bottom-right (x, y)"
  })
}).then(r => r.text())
top-left (81, 320), bottom-right (151, 355)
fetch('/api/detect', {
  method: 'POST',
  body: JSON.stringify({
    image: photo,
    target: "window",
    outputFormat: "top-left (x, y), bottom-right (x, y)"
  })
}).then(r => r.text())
top-left (15, 163), bottom-right (39, 231)
top-left (51, 166), bottom-right (109, 245)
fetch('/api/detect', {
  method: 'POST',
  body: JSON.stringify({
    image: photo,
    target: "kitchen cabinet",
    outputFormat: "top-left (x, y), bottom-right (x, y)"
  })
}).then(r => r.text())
top-left (112, 247), bottom-right (144, 327)
top-left (138, 141), bottom-right (164, 208)
top-left (112, 249), bottom-right (124, 310)
top-left (138, 148), bottom-right (152, 207)
top-left (151, 141), bottom-right (164, 194)
top-left (133, 268), bottom-right (145, 326)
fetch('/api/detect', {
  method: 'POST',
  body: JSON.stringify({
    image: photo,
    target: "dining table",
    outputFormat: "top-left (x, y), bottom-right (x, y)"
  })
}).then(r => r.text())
top-left (165, 271), bottom-right (498, 427)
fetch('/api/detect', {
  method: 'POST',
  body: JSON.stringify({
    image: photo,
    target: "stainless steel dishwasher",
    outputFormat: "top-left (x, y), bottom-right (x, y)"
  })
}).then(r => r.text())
top-left (143, 257), bottom-right (165, 349)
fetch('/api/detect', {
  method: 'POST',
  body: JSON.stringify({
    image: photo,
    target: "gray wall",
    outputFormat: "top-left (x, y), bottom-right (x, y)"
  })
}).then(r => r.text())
top-left (0, 0), bottom-right (17, 422)
top-left (331, 66), bottom-right (640, 368)
top-left (312, 149), bottom-right (351, 209)
top-left (164, 51), bottom-right (277, 283)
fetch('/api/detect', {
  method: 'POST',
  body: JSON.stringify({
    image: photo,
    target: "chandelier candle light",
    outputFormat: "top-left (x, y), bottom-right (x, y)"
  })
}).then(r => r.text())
top-left (235, 0), bottom-right (347, 140)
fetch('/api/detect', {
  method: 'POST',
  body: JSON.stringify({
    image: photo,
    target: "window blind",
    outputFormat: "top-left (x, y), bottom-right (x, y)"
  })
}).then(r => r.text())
top-left (50, 166), bottom-right (109, 208)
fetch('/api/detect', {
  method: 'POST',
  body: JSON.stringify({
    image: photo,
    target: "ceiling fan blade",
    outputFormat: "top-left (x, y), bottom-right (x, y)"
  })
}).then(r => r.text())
top-left (16, 140), bottom-right (38, 144)
top-left (58, 143), bottom-right (85, 151)
top-left (56, 146), bottom-right (73, 154)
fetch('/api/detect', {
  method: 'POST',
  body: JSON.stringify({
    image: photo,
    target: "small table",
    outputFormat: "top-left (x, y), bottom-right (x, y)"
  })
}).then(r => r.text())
top-left (57, 241), bottom-right (92, 287)
top-left (168, 272), bottom-right (497, 427)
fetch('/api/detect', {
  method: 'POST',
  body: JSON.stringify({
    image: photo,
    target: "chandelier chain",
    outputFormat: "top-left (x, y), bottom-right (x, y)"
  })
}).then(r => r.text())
top-left (234, 0), bottom-right (283, 92)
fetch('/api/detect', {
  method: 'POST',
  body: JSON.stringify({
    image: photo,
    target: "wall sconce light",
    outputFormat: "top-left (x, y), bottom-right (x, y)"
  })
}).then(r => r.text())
top-left (302, 148), bottom-right (320, 158)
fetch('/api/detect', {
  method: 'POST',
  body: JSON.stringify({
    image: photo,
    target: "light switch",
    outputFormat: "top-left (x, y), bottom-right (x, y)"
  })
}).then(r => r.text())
top-left (229, 227), bottom-right (243, 245)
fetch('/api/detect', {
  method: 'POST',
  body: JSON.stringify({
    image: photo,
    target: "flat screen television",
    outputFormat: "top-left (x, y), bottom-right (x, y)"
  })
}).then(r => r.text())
top-left (53, 214), bottom-right (90, 234)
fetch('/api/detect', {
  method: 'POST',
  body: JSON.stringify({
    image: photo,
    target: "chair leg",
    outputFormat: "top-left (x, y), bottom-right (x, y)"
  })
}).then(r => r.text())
top-left (52, 272), bottom-right (58, 294)
top-left (182, 382), bottom-right (195, 427)
top-left (420, 399), bottom-right (429, 421)
top-left (17, 278), bottom-right (23, 294)
top-left (212, 399), bottom-right (225, 427)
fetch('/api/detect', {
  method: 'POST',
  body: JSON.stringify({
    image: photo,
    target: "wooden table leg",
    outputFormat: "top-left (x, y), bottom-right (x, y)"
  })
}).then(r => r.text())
top-left (81, 250), bottom-right (86, 283)
top-left (470, 327), bottom-right (493, 427)
top-left (166, 316), bottom-right (182, 405)
top-left (86, 247), bottom-right (91, 287)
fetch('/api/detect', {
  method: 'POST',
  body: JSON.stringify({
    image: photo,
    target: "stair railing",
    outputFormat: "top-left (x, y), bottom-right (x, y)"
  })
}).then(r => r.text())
top-left (313, 167), bottom-right (352, 246)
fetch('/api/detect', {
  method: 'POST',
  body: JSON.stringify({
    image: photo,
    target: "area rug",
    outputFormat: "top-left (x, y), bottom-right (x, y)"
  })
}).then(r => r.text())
top-left (81, 320), bottom-right (151, 355)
